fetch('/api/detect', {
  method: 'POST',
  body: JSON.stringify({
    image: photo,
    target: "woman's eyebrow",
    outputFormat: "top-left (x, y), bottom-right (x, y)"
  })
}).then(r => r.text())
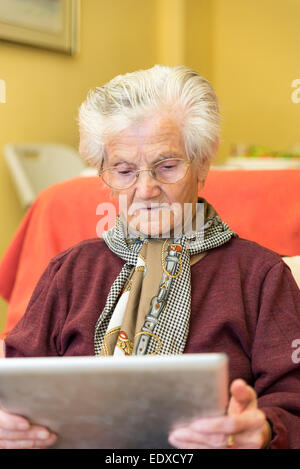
top-left (108, 156), bottom-right (135, 165)
top-left (109, 152), bottom-right (182, 166)
top-left (152, 152), bottom-right (182, 163)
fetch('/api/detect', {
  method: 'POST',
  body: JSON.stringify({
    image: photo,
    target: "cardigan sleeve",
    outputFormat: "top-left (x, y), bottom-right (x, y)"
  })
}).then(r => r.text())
top-left (251, 260), bottom-right (300, 449)
top-left (4, 259), bottom-right (65, 357)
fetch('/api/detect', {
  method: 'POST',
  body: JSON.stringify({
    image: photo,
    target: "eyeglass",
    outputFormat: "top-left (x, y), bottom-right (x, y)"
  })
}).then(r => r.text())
top-left (99, 158), bottom-right (193, 190)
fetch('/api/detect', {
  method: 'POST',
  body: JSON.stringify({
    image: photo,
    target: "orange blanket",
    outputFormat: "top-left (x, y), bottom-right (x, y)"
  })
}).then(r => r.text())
top-left (0, 169), bottom-right (299, 338)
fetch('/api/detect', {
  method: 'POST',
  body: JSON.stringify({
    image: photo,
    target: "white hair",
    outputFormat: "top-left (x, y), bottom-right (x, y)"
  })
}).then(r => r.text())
top-left (78, 65), bottom-right (220, 169)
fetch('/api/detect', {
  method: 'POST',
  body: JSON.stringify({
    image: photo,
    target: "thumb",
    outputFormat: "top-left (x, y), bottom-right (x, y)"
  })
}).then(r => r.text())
top-left (227, 379), bottom-right (257, 415)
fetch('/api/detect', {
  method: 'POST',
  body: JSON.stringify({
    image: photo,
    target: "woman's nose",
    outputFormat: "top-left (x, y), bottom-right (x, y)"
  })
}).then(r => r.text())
top-left (134, 170), bottom-right (160, 199)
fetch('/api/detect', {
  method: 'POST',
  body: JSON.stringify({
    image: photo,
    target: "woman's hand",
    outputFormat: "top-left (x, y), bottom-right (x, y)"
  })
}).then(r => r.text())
top-left (168, 379), bottom-right (272, 449)
top-left (0, 406), bottom-right (57, 449)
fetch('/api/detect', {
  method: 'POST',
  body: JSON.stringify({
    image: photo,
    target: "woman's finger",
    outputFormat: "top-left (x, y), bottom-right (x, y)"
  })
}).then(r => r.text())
top-left (189, 410), bottom-right (265, 435)
top-left (0, 425), bottom-right (52, 441)
top-left (168, 409), bottom-right (266, 449)
top-left (227, 427), bottom-right (267, 450)
top-left (169, 428), bottom-right (228, 449)
top-left (0, 434), bottom-right (57, 449)
top-left (168, 432), bottom-right (209, 449)
top-left (0, 408), bottom-right (30, 431)
top-left (169, 425), bottom-right (266, 450)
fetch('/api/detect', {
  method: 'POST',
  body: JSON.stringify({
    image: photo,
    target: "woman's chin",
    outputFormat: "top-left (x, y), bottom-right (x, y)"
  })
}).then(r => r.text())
top-left (125, 209), bottom-right (183, 238)
top-left (128, 221), bottom-right (174, 238)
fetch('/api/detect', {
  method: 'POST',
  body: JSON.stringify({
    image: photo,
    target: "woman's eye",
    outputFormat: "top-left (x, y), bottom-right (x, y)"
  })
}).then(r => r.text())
top-left (116, 169), bottom-right (134, 175)
top-left (160, 164), bottom-right (176, 170)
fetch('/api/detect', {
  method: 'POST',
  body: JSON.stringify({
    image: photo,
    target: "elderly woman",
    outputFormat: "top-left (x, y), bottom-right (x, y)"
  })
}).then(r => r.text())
top-left (1, 65), bottom-right (300, 449)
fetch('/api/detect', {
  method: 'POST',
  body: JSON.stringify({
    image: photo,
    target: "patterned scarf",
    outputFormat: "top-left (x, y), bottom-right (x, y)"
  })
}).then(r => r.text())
top-left (94, 197), bottom-right (238, 356)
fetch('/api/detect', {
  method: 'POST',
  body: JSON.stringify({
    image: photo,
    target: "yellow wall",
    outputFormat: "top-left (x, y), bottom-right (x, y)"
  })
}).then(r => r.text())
top-left (0, 0), bottom-right (157, 329)
top-left (156, 0), bottom-right (185, 66)
top-left (212, 0), bottom-right (300, 160)
top-left (184, 0), bottom-right (300, 161)
top-left (185, 0), bottom-right (214, 82)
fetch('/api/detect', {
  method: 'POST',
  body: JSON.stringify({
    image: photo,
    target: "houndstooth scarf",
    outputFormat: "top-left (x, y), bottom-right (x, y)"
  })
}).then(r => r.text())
top-left (94, 197), bottom-right (238, 356)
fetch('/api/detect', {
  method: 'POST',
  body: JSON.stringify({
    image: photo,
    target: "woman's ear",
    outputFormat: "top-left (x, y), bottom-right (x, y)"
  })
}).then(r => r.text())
top-left (196, 138), bottom-right (219, 188)
top-left (197, 159), bottom-right (210, 188)
top-left (198, 179), bottom-right (205, 190)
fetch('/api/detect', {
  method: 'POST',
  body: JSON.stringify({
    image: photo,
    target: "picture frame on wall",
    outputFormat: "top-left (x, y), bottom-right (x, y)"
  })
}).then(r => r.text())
top-left (0, 0), bottom-right (80, 55)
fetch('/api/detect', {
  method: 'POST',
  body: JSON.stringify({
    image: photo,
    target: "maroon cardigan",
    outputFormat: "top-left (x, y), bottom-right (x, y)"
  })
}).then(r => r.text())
top-left (4, 236), bottom-right (300, 448)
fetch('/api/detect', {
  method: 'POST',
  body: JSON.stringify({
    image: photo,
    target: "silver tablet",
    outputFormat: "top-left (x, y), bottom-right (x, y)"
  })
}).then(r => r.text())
top-left (0, 354), bottom-right (228, 449)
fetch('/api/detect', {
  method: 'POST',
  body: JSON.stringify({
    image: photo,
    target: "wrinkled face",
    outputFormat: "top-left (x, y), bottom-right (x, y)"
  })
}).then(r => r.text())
top-left (104, 117), bottom-right (204, 237)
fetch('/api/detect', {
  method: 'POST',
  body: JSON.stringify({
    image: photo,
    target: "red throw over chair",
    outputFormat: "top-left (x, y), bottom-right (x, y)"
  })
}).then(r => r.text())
top-left (0, 169), bottom-right (299, 339)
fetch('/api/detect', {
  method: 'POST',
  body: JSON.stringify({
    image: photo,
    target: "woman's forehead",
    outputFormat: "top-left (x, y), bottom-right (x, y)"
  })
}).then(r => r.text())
top-left (105, 117), bottom-right (185, 163)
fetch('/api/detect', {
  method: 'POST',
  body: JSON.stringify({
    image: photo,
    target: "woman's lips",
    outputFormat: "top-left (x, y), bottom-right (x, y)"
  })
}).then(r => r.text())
top-left (128, 203), bottom-right (169, 215)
